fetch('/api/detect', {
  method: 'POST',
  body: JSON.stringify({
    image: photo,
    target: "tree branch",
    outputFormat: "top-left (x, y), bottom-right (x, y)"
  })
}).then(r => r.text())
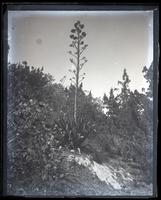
top-left (68, 69), bottom-right (76, 75)
top-left (69, 78), bottom-right (76, 85)
top-left (69, 58), bottom-right (77, 67)
top-left (79, 59), bottom-right (88, 70)
top-left (80, 45), bottom-right (88, 55)
top-left (68, 51), bottom-right (77, 59)
top-left (78, 77), bottom-right (85, 84)
top-left (72, 42), bottom-right (78, 50)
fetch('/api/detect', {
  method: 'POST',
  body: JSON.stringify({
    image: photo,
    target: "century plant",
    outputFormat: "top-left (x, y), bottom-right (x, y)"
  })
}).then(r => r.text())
top-left (68, 21), bottom-right (88, 124)
top-left (54, 114), bottom-right (96, 149)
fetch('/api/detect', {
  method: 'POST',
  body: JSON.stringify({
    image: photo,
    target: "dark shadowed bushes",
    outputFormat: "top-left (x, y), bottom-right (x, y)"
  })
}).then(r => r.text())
top-left (7, 62), bottom-right (153, 194)
top-left (54, 113), bottom-right (97, 149)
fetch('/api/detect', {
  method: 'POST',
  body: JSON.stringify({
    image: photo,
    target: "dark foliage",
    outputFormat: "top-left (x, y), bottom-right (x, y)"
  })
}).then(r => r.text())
top-left (103, 66), bottom-right (153, 183)
top-left (7, 61), bottom-right (153, 194)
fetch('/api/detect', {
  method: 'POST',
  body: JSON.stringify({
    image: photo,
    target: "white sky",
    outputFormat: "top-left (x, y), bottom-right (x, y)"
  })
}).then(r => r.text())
top-left (8, 10), bottom-right (153, 98)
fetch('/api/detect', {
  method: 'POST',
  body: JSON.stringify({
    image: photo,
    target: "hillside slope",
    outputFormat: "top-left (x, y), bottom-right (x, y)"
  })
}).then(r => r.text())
top-left (16, 149), bottom-right (152, 197)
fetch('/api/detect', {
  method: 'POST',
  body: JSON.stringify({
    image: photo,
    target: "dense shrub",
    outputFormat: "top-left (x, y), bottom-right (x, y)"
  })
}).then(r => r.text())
top-left (54, 112), bottom-right (97, 149)
top-left (7, 62), bottom-right (153, 194)
top-left (7, 63), bottom-right (67, 194)
top-left (7, 62), bottom-right (105, 193)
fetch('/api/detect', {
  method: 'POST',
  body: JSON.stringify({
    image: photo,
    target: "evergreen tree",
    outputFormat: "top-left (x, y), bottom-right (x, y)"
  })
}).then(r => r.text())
top-left (116, 69), bottom-right (131, 131)
top-left (141, 63), bottom-right (153, 183)
top-left (103, 88), bottom-right (119, 118)
top-left (142, 62), bottom-right (153, 99)
top-left (118, 68), bottom-right (131, 105)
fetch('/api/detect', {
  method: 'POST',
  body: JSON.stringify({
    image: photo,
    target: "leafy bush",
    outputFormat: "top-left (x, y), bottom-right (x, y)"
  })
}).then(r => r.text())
top-left (7, 63), bottom-right (67, 194)
top-left (7, 62), bottom-right (153, 194)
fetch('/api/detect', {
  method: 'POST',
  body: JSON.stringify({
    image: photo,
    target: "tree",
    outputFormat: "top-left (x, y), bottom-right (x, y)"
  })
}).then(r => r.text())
top-left (141, 63), bottom-right (153, 160)
top-left (141, 63), bottom-right (153, 183)
top-left (68, 21), bottom-right (88, 124)
top-left (142, 62), bottom-right (153, 99)
top-left (103, 88), bottom-right (120, 118)
top-left (118, 68), bottom-right (131, 105)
